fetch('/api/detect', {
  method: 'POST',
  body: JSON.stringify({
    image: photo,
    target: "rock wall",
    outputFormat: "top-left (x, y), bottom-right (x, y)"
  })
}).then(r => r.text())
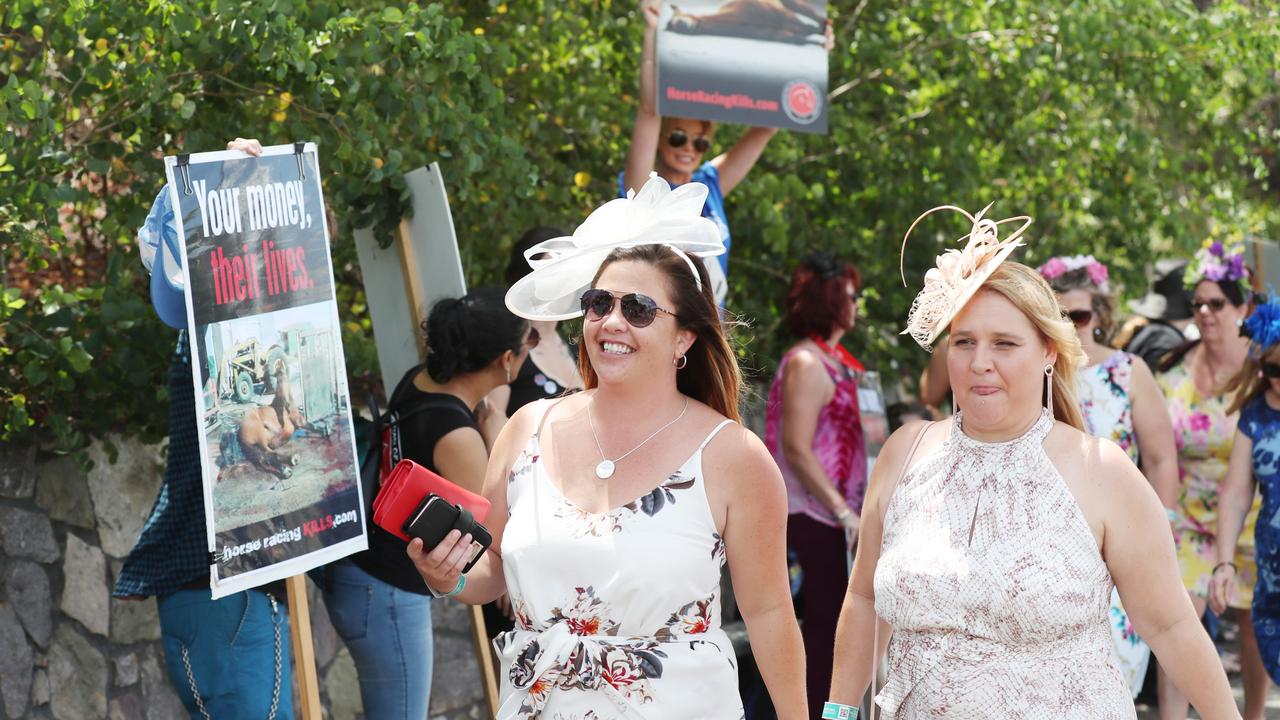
top-left (0, 439), bottom-right (487, 720)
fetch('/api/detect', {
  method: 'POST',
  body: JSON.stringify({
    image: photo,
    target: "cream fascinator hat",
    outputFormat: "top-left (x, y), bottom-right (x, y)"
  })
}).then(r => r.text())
top-left (900, 203), bottom-right (1033, 350)
top-left (505, 173), bottom-right (724, 321)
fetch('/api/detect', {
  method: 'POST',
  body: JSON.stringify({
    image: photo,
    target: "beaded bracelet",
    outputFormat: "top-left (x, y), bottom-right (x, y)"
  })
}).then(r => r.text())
top-left (821, 701), bottom-right (859, 719)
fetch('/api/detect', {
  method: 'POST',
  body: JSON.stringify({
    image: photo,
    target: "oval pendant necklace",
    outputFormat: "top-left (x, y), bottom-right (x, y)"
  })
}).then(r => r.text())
top-left (587, 395), bottom-right (690, 479)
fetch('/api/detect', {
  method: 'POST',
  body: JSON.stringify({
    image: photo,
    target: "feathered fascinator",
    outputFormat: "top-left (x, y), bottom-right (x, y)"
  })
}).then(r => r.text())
top-left (1185, 239), bottom-right (1249, 289)
top-left (1038, 255), bottom-right (1110, 294)
top-left (505, 173), bottom-right (724, 321)
top-left (1242, 295), bottom-right (1280, 352)
top-left (900, 203), bottom-right (1033, 350)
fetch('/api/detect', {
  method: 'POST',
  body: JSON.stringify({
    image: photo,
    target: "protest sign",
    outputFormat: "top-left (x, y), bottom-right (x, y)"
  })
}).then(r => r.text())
top-left (164, 143), bottom-right (366, 598)
top-left (657, 0), bottom-right (829, 134)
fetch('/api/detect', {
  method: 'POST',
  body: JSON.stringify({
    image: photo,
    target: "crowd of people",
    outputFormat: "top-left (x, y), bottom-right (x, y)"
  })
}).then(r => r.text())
top-left (113, 5), bottom-right (1280, 720)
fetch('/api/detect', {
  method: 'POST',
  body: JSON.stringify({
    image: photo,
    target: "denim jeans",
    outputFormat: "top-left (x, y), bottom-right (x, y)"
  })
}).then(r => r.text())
top-left (157, 588), bottom-right (294, 720)
top-left (322, 559), bottom-right (434, 720)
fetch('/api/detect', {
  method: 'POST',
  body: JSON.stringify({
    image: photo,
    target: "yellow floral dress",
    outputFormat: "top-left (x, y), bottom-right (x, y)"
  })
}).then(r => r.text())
top-left (1158, 356), bottom-right (1261, 606)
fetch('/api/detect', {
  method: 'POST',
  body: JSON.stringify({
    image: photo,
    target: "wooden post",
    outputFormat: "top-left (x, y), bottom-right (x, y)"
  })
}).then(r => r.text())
top-left (286, 574), bottom-right (323, 720)
top-left (395, 202), bottom-right (502, 716)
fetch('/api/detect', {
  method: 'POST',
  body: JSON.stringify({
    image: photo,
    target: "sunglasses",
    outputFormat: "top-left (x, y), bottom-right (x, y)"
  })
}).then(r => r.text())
top-left (525, 327), bottom-right (540, 349)
top-left (580, 289), bottom-right (677, 328)
top-left (1263, 363), bottom-right (1280, 379)
top-left (667, 130), bottom-right (711, 154)
top-left (1065, 309), bottom-right (1093, 328)
top-left (1192, 297), bottom-right (1229, 314)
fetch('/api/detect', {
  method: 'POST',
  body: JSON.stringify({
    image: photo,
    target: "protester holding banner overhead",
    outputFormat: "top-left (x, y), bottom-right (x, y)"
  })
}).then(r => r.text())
top-left (764, 251), bottom-right (867, 720)
top-left (114, 137), bottom-right (296, 720)
top-left (409, 175), bottom-right (807, 719)
top-left (326, 286), bottom-right (534, 720)
top-left (619, 0), bottom-right (780, 306)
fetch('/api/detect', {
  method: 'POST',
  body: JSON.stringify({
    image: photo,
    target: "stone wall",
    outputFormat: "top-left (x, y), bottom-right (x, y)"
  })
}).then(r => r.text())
top-left (0, 438), bottom-right (487, 720)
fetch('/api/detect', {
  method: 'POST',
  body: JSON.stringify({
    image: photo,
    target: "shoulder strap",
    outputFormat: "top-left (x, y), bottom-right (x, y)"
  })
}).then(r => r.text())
top-left (884, 420), bottom-right (933, 509)
top-left (533, 395), bottom-right (576, 441)
top-left (698, 419), bottom-right (736, 451)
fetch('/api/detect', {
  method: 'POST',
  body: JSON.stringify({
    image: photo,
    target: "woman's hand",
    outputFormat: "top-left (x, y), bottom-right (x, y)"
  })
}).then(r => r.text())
top-left (406, 530), bottom-right (474, 595)
top-left (1208, 564), bottom-right (1237, 616)
top-left (227, 138), bottom-right (264, 156)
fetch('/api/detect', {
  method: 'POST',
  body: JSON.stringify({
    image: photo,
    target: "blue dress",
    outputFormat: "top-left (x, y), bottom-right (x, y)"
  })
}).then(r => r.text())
top-left (1239, 394), bottom-right (1280, 683)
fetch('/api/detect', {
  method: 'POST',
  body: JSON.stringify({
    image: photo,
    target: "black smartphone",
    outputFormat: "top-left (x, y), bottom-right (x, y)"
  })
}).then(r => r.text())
top-left (404, 495), bottom-right (492, 573)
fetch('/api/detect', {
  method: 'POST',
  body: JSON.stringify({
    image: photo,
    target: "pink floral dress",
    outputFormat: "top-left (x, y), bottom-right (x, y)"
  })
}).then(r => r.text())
top-left (494, 401), bottom-right (742, 719)
top-left (874, 410), bottom-right (1134, 718)
top-left (1157, 356), bottom-right (1260, 606)
top-left (1078, 351), bottom-right (1148, 697)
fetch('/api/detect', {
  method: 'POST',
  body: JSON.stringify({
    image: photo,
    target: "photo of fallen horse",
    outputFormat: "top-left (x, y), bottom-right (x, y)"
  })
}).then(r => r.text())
top-left (666, 0), bottom-right (824, 45)
top-left (201, 304), bottom-right (359, 533)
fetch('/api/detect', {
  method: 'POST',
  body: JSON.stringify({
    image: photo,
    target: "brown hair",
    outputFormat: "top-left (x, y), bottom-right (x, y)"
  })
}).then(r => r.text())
top-left (1226, 344), bottom-right (1280, 415)
top-left (579, 245), bottom-right (741, 422)
top-left (1043, 266), bottom-right (1116, 345)
top-left (660, 116), bottom-right (716, 139)
top-left (978, 262), bottom-right (1088, 432)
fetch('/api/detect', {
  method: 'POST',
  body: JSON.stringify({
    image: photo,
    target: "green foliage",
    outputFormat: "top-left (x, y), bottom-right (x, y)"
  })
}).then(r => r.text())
top-left (1, 0), bottom-right (1277, 449)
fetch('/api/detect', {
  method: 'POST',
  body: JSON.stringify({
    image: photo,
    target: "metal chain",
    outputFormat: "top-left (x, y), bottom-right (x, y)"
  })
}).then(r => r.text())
top-left (267, 593), bottom-right (282, 720)
top-left (180, 646), bottom-right (213, 720)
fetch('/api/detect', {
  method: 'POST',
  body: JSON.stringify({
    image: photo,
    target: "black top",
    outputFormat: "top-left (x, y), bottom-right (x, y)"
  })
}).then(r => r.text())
top-left (506, 352), bottom-right (575, 416)
top-left (353, 373), bottom-right (476, 594)
top-left (1125, 320), bottom-right (1185, 372)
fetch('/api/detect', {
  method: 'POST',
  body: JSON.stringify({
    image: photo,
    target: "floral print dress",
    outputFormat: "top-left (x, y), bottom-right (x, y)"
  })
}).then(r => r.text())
top-left (1078, 351), bottom-right (1149, 698)
top-left (1158, 356), bottom-right (1260, 606)
top-left (494, 401), bottom-right (742, 720)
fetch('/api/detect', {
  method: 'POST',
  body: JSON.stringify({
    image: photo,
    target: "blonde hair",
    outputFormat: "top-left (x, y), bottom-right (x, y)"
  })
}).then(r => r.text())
top-left (978, 262), bottom-right (1088, 432)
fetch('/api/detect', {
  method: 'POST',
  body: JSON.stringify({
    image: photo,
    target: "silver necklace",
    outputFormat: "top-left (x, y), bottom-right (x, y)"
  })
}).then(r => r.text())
top-left (587, 396), bottom-right (689, 479)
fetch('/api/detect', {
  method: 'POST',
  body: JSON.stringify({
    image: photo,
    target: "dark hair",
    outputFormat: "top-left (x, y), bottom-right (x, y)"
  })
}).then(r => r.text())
top-left (505, 226), bottom-right (566, 286)
top-left (1044, 266), bottom-right (1116, 344)
top-left (887, 402), bottom-right (931, 433)
top-left (580, 245), bottom-right (742, 422)
top-left (423, 287), bottom-right (529, 383)
top-left (784, 252), bottom-right (862, 339)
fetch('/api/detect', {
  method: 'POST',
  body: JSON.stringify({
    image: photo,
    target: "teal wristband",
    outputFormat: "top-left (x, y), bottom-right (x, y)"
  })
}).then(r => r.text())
top-left (1165, 507), bottom-right (1179, 523)
top-left (430, 575), bottom-right (465, 599)
top-left (821, 702), bottom-right (859, 719)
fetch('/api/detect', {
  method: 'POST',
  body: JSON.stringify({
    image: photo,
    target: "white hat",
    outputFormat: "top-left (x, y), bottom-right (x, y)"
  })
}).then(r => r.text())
top-left (504, 173), bottom-right (724, 321)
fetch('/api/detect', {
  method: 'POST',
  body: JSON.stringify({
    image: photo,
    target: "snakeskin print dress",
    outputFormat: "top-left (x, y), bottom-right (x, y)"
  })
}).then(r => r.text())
top-left (873, 410), bottom-right (1134, 719)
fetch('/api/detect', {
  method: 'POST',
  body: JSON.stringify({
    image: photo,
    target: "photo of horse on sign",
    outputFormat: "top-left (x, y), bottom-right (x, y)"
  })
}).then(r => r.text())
top-left (657, 0), bottom-right (829, 133)
top-left (197, 301), bottom-right (357, 534)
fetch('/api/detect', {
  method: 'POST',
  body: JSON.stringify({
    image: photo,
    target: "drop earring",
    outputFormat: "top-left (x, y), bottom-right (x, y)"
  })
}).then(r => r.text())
top-left (1044, 364), bottom-right (1055, 417)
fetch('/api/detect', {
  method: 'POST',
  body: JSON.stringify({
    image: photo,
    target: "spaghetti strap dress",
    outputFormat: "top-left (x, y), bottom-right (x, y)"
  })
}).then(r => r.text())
top-left (494, 400), bottom-right (743, 720)
top-left (874, 409), bottom-right (1134, 719)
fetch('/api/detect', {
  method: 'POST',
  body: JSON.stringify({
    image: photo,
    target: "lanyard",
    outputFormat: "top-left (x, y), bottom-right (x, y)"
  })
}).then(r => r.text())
top-left (809, 335), bottom-right (864, 376)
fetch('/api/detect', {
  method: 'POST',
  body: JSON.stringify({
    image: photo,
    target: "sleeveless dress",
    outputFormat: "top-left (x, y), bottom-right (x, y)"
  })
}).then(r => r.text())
top-left (874, 410), bottom-right (1134, 719)
top-left (1077, 351), bottom-right (1149, 697)
top-left (1157, 357), bottom-right (1260, 606)
top-left (494, 401), bottom-right (743, 720)
top-left (1238, 396), bottom-right (1280, 683)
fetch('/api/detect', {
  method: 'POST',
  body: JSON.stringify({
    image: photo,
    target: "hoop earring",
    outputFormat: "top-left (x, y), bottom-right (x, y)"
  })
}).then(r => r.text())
top-left (1044, 364), bottom-right (1055, 417)
top-left (674, 355), bottom-right (688, 370)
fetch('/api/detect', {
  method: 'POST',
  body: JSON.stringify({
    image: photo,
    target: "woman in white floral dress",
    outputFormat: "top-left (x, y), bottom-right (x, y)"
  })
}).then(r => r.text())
top-left (1040, 255), bottom-right (1180, 698)
top-left (410, 177), bottom-right (807, 719)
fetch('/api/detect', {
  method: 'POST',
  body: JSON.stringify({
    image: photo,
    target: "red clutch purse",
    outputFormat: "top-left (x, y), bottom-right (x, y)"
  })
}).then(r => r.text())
top-left (371, 459), bottom-right (491, 542)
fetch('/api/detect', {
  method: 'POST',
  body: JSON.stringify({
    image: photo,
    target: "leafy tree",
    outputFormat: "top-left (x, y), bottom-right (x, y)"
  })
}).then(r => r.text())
top-left (1, 0), bottom-right (1276, 450)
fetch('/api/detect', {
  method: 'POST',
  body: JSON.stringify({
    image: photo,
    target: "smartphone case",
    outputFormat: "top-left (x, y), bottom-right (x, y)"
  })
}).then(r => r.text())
top-left (372, 459), bottom-right (491, 542)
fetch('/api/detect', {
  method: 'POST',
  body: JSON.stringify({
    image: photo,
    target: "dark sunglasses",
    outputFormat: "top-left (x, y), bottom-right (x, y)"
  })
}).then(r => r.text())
top-left (524, 327), bottom-right (540, 349)
top-left (580, 289), bottom-right (677, 328)
top-left (1065, 309), bottom-right (1093, 328)
top-left (1192, 297), bottom-right (1229, 314)
top-left (667, 130), bottom-right (711, 154)
top-left (1263, 363), bottom-right (1280, 379)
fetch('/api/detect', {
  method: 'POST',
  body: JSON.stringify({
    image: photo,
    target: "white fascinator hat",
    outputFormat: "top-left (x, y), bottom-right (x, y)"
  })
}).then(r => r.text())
top-left (505, 173), bottom-right (725, 321)
top-left (900, 203), bottom-right (1033, 350)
